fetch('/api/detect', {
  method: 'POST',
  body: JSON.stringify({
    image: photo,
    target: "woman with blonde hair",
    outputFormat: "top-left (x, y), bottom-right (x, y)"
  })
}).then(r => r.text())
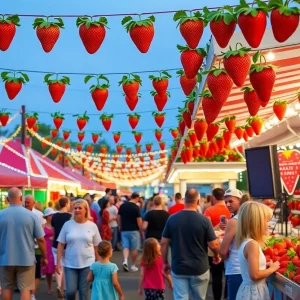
top-left (56, 199), bottom-right (102, 300)
top-left (235, 201), bottom-right (280, 300)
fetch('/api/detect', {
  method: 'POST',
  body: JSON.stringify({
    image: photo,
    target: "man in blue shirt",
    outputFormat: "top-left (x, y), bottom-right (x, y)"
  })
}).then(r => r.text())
top-left (0, 187), bottom-right (47, 300)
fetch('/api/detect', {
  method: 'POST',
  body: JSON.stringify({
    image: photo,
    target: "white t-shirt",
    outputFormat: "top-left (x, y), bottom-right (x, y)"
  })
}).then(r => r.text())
top-left (57, 220), bottom-right (102, 268)
top-left (106, 205), bottom-right (118, 228)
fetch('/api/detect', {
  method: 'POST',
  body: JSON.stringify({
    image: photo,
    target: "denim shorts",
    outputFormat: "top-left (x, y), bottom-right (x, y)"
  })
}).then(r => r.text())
top-left (121, 231), bottom-right (140, 250)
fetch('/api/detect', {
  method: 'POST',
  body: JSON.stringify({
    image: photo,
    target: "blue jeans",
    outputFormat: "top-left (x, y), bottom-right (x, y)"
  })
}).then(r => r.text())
top-left (171, 270), bottom-right (210, 300)
top-left (111, 227), bottom-right (118, 249)
top-left (64, 267), bottom-right (90, 300)
top-left (226, 274), bottom-right (242, 300)
top-left (121, 231), bottom-right (140, 250)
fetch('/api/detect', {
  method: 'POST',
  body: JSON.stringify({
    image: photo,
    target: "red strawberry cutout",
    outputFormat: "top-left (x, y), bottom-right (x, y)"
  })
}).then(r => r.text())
top-left (207, 123), bottom-right (219, 141)
top-left (51, 112), bottom-right (64, 130)
top-left (26, 112), bottom-right (38, 129)
top-left (1, 71), bottom-right (29, 100)
top-left (128, 113), bottom-right (141, 129)
top-left (100, 114), bottom-right (113, 131)
top-left (194, 118), bottom-right (208, 141)
top-left (152, 112), bottom-right (165, 128)
top-left (242, 87), bottom-right (261, 116)
top-left (113, 132), bottom-right (121, 144)
top-left (0, 15), bottom-right (20, 51)
top-left (201, 90), bottom-right (222, 124)
top-left (119, 74), bottom-right (142, 101)
top-left (151, 91), bottom-right (170, 111)
top-left (74, 111), bottom-right (90, 131)
top-left (0, 110), bottom-right (10, 127)
top-left (149, 71), bottom-right (171, 97)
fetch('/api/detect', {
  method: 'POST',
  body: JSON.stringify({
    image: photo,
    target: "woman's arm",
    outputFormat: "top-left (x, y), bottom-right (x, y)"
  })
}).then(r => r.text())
top-left (112, 272), bottom-right (124, 300)
top-left (94, 246), bottom-right (100, 261)
top-left (220, 218), bottom-right (236, 260)
top-left (55, 242), bottom-right (65, 274)
top-left (138, 267), bottom-right (144, 296)
top-left (246, 240), bottom-right (280, 281)
top-left (142, 220), bottom-right (148, 231)
top-left (87, 270), bottom-right (94, 282)
top-left (164, 273), bottom-right (173, 290)
top-left (102, 210), bottom-right (110, 224)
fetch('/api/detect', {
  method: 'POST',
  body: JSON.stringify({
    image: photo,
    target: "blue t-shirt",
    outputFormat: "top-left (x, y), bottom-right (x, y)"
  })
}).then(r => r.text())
top-left (0, 205), bottom-right (44, 266)
top-left (90, 262), bottom-right (119, 300)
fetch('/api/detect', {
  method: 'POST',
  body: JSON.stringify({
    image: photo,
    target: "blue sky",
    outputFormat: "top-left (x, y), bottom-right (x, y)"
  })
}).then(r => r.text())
top-left (0, 0), bottom-right (240, 150)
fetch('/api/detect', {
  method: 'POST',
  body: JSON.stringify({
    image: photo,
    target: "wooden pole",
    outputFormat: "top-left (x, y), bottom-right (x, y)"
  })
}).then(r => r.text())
top-left (21, 105), bottom-right (26, 145)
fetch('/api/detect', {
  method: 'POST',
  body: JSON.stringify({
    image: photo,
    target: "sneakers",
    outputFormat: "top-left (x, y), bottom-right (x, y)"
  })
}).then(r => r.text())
top-left (31, 295), bottom-right (36, 300)
top-left (130, 266), bottom-right (138, 272)
top-left (123, 262), bottom-right (129, 272)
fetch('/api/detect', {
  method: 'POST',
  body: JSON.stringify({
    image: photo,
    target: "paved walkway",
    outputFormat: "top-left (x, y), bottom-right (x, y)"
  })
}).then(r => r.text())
top-left (4, 251), bottom-right (215, 300)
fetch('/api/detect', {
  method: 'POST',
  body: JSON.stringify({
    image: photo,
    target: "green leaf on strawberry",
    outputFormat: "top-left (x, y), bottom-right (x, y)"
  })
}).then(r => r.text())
top-left (128, 113), bottom-right (141, 119)
top-left (118, 73), bottom-right (142, 85)
top-left (150, 90), bottom-right (171, 97)
top-left (223, 43), bottom-right (251, 58)
top-left (177, 44), bottom-right (207, 56)
top-left (25, 112), bottom-right (39, 119)
top-left (173, 10), bottom-right (206, 26)
top-left (250, 51), bottom-right (278, 73)
top-left (1, 71), bottom-right (29, 84)
top-left (44, 74), bottom-right (70, 85)
top-left (76, 16), bottom-right (109, 29)
top-left (204, 6), bottom-right (237, 24)
top-left (0, 109), bottom-right (11, 116)
top-left (121, 15), bottom-right (155, 32)
top-left (33, 17), bottom-right (65, 29)
top-left (152, 111), bottom-right (166, 117)
top-left (51, 111), bottom-right (65, 119)
top-left (235, 0), bottom-right (269, 17)
top-left (73, 111), bottom-right (90, 121)
top-left (84, 74), bottom-right (110, 92)
top-left (99, 113), bottom-right (114, 120)
top-left (149, 71), bottom-right (172, 81)
top-left (0, 15), bottom-right (21, 26)
top-left (269, 0), bottom-right (300, 16)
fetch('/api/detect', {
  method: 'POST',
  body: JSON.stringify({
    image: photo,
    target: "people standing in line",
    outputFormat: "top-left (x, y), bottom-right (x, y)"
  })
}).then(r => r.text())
top-left (56, 199), bottom-right (101, 300)
top-left (220, 188), bottom-right (245, 300)
top-left (99, 199), bottom-right (113, 241)
top-left (143, 195), bottom-right (169, 242)
top-left (204, 188), bottom-right (231, 300)
top-left (83, 193), bottom-right (98, 225)
top-left (107, 196), bottom-right (119, 250)
top-left (117, 192), bottom-right (143, 273)
top-left (0, 187), bottom-right (47, 300)
top-left (42, 208), bottom-right (56, 295)
top-left (51, 197), bottom-right (72, 299)
top-left (24, 195), bottom-right (47, 300)
top-left (235, 202), bottom-right (279, 300)
top-left (168, 193), bottom-right (184, 215)
top-left (138, 238), bottom-right (173, 299)
top-left (161, 189), bottom-right (221, 300)
top-left (87, 241), bottom-right (124, 300)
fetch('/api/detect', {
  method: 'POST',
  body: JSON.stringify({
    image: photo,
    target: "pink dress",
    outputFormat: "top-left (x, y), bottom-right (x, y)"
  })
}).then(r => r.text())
top-left (42, 226), bottom-right (55, 275)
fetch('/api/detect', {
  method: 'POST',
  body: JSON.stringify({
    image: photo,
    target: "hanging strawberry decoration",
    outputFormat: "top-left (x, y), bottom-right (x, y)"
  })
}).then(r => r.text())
top-left (207, 122), bottom-right (219, 141)
top-left (1, 71), bottom-right (29, 100)
top-left (0, 110), bottom-right (10, 127)
top-left (176, 70), bottom-right (200, 96)
top-left (273, 100), bottom-right (287, 121)
top-left (112, 132), bottom-right (121, 144)
top-left (44, 74), bottom-right (70, 103)
top-left (177, 115), bottom-right (186, 136)
top-left (177, 45), bottom-right (207, 79)
top-left (0, 15), bottom-right (20, 51)
top-left (169, 128), bottom-right (179, 139)
top-left (51, 149), bottom-right (57, 157)
top-left (91, 133), bottom-right (101, 144)
top-left (149, 71), bottom-right (172, 96)
top-left (151, 91), bottom-right (171, 111)
top-left (173, 11), bottom-right (205, 49)
top-left (188, 130), bottom-right (197, 146)
top-left (121, 15), bottom-right (155, 53)
top-left (249, 116), bottom-right (263, 135)
top-left (132, 131), bottom-right (143, 143)
top-left (86, 144), bottom-right (94, 153)
top-left (126, 148), bottom-right (132, 156)
top-left (135, 144), bottom-right (142, 154)
top-left (204, 6), bottom-right (237, 48)
top-left (119, 73), bottom-right (142, 101)
top-left (26, 112), bottom-right (38, 129)
top-left (181, 149), bottom-right (188, 164)
top-left (77, 131), bottom-right (85, 142)
top-left (124, 93), bottom-right (141, 111)
top-left (181, 108), bottom-right (192, 129)
top-left (201, 90), bottom-right (222, 125)
top-left (159, 141), bottom-right (166, 151)
top-left (100, 145), bottom-right (108, 154)
top-left (100, 114), bottom-right (113, 131)
top-left (84, 74), bottom-right (109, 110)
top-left (185, 91), bottom-right (197, 115)
top-left (250, 51), bottom-right (277, 105)
top-left (128, 113), bottom-right (141, 129)
top-left (152, 112), bottom-right (165, 128)
top-left (146, 143), bottom-right (153, 152)
top-left (33, 124), bottom-right (39, 132)
top-left (116, 144), bottom-right (123, 154)
top-left (56, 139), bottom-right (63, 147)
top-left (193, 145), bottom-right (200, 158)
top-left (224, 116), bottom-right (236, 133)
top-left (223, 130), bottom-right (232, 146)
top-left (51, 112), bottom-right (64, 130)
top-left (62, 130), bottom-right (71, 141)
top-left (242, 86), bottom-right (261, 115)
top-left (51, 129), bottom-right (58, 138)
top-left (64, 142), bottom-right (70, 150)
top-left (155, 129), bottom-right (163, 142)
top-left (185, 147), bottom-right (193, 162)
top-left (194, 118), bottom-right (208, 141)
top-left (76, 16), bottom-right (108, 54)
top-left (73, 111), bottom-right (90, 131)
top-left (269, 0), bottom-right (299, 43)
top-left (216, 136), bottom-right (225, 152)
top-left (235, 0), bottom-right (269, 48)
top-left (33, 17), bottom-right (64, 52)
top-left (245, 124), bottom-right (254, 137)
top-left (243, 130), bottom-right (249, 142)
top-left (223, 44), bottom-right (251, 87)
top-left (42, 137), bottom-right (51, 149)
top-left (206, 66), bottom-right (233, 106)
top-left (200, 140), bottom-right (209, 157)
top-left (234, 126), bottom-right (244, 140)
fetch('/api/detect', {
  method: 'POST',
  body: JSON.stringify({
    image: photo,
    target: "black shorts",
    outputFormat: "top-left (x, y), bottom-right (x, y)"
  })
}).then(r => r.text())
top-left (35, 255), bottom-right (41, 279)
top-left (144, 289), bottom-right (165, 300)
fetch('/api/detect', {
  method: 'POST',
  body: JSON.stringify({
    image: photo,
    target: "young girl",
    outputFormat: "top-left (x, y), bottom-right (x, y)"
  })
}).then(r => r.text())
top-left (42, 208), bottom-right (56, 294)
top-left (87, 241), bottom-right (124, 300)
top-left (138, 238), bottom-right (172, 300)
top-left (235, 201), bottom-right (280, 300)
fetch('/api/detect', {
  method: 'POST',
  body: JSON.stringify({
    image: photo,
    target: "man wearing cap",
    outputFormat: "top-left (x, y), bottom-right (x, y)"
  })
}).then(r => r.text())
top-left (0, 187), bottom-right (47, 300)
top-left (220, 188), bottom-right (245, 300)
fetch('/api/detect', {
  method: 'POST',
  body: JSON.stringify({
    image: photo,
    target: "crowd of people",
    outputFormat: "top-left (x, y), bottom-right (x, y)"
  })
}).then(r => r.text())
top-left (0, 186), bottom-right (279, 300)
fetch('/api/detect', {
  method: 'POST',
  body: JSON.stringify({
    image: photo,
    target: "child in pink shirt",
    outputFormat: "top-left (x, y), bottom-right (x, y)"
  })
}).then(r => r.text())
top-left (138, 238), bottom-right (172, 300)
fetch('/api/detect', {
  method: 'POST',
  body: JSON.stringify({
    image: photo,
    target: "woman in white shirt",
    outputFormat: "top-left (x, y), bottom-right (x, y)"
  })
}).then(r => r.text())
top-left (56, 199), bottom-right (101, 300)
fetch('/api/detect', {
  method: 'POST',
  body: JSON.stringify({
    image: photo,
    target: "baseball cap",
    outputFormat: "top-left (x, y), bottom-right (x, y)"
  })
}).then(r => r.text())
top-left (224, 188), bottom-right (243, 199)
top-left (43, 208), bottom-right (56, 217)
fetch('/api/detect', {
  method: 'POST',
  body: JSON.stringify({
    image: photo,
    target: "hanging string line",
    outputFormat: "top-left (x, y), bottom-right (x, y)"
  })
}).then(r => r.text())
top-left (1, 1), bottom-right (269, 18)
